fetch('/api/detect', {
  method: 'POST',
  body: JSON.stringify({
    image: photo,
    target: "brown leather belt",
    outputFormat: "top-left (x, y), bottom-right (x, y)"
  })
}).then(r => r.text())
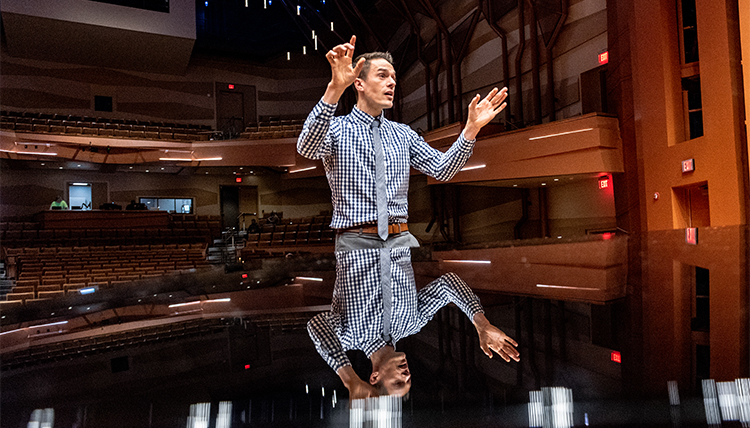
top-left (338, 223), bottom-right (409, 235)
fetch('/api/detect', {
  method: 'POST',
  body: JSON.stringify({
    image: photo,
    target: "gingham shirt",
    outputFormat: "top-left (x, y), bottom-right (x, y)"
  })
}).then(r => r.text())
top-left (307, 247), bottom-right (484, 372)
top-left (298, 99), bottom-right (476, 229)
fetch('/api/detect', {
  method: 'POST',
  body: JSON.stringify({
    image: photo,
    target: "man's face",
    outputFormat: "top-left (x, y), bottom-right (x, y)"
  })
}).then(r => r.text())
top-left (373, 351), bottom-right (411, 397)
top-left (355, 58), bottom-right (396, 113)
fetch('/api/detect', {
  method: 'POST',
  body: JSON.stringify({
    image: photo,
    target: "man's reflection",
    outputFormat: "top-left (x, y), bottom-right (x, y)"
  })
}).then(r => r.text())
top-left (307, 247), bottom-right (519, 400)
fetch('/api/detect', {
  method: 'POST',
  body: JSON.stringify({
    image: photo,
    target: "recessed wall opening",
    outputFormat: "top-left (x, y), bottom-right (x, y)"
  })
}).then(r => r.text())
top-left (672, 182), bottom-right (710, 229)
top-left (68, 183), bottom-right (92, 210)
top-left (684, 264), bottom-right (710, 392)
top-left (139, 197), bottom-right (194, 213)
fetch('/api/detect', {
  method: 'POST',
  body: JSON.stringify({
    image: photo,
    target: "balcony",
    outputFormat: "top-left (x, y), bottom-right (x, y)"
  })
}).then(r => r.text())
top-left (426, 235), bottom-right (628, 304)
top-left (423, 112), bottom-right (623, 184)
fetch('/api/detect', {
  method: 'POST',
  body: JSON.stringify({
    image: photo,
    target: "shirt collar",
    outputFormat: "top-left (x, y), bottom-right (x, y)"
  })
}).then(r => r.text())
top-left (350, 105), bottom-right (384, 126)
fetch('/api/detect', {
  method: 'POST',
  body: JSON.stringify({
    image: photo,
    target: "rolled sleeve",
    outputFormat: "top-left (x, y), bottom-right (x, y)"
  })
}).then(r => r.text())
top-left (416, 272), bottom-right (484, 326)
top-left (409, 132), bottom-right (476, 182)
top-left (307, 312), bottom-right (351, 372)
top-left (297, 98), bottom-right (338, 159)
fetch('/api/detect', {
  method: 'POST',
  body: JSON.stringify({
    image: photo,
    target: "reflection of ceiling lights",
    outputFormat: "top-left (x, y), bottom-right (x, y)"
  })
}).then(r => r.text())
top-left (0, 149), bottom-right (57, 156)
top-left (168, 298), bottom-right (231, 308)
top-left (289, 166), bottom-right (316, 173)
top-left (460, 164), bottom-right (485, 171)
top-left (536, 284), bottom-right (598, 291)
top-left (529, 128), bottom-right (593, 140)
top-left (159, 157), bottom-right (222, 161)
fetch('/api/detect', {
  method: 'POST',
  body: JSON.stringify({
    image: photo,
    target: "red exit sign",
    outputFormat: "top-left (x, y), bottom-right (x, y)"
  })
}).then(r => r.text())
top-left (599, 176), bottom-right (610, 189)
top-left (611, 351), bottom-right (621, 363)
top-left (682, 158), bottom-right (695, 173)
top-left (598, 51), bottom-right (609, 65)
top-left (686, 227), bottom-right (698, 245)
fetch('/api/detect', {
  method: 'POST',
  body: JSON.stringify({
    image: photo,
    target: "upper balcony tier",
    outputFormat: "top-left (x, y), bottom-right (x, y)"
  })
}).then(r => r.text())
top-left (1, 112), bottom-right (623, 181)
top-left (422, 112), bottom-right (624, 184)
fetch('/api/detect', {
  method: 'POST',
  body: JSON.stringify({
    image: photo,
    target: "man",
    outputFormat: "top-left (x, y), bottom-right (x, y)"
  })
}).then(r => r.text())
top-left (297, 35), bottom-right (508, 251)
top-left (307, 247), bottom-right (520, 399)
top-left (303, 36), bottom-right (517, 400)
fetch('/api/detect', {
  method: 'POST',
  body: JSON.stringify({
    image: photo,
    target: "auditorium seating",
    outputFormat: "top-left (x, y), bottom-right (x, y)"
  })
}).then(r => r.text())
top-left (0, 111), bottom-right (212, 141)
top-left (0, 111), bottom-right (308, 142)
top-left (241, 214), bottom-right (334, 259)
top-left (3, 243), bottom-right (209, 303)
top-left (239, 119), bottom-right (305, 140)
top-left (0, 214), bottom-right (221, 249)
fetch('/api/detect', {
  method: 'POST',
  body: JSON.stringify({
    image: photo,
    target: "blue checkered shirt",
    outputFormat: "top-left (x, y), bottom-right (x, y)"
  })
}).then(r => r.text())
top-left (307, 247), bottom-right (484, 372)
top-left (298, 99), bottom-right (476, 229)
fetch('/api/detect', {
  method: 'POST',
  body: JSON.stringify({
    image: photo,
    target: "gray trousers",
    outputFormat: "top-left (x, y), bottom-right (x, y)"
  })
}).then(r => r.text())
top-left (334, 230), bottom-right (419, 252)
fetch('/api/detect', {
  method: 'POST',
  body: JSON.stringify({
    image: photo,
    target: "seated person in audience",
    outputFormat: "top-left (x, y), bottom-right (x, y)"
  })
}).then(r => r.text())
top-left (50, 195), bottom-right (68, 210)
top-left (247, 219), bottom-right (260, 233)
top-left (266, 211), bottom-right (280, 224)
top-left (99, 202), bottom-right (122, 210)
top-left (308, 247), bottom-right (519, 400)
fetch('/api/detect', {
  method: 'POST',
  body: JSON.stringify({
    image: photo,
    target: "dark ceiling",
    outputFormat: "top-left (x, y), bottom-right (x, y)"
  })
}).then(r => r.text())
top-left (195, 0), bottom-right (381, 63)
top-left (194, 0), bottom-right (521, 68)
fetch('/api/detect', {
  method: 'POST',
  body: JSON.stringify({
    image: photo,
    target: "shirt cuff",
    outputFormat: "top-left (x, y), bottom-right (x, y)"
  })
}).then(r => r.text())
top-left (457, 131), bottom-right (476, 154)
top-left (330, 354), bottom-right (352, 372)
top-left (467, 303), bottom-right (485, 320)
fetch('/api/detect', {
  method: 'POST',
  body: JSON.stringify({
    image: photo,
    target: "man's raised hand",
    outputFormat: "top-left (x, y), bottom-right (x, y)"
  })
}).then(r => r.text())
top-left (463, 87), bottom-right (509, 141)
top-left (323, 35), bottom-right (366, 104)
top-left (473, 313), bottom-right (520, 363)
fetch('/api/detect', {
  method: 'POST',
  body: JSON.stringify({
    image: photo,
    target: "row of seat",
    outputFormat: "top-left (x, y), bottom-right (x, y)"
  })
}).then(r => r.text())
top-left (238, 130), bottom-right (299, 140)
top-left (17, 259), bottom-right (207, 278)
top-left (15, 265), bottom-right (205, 287)
top-left (252, 222), bottom-right (330, 234)
top-left (1, 234), bottom-right (210, 250)
top-left (0, 215), bottom-right (221, 232)
top-left (5, 267), bottom-right (209, 304)
top-left (7, 242), bottom-right (205, 256)
top-left (1, 120), bottom-right (211, 141)
top-left (247, 119), bottom-right (305, 129)
top-left (245, 229), bottom-right (335, 247)
top-left (8, 244), bottom-right (207, 281)
top-left (3, 226), bottom-right (217, 239)
top-left (1, 110), bottom-right (211, 131)
top-left (0, 222), bottom-right (40, 231)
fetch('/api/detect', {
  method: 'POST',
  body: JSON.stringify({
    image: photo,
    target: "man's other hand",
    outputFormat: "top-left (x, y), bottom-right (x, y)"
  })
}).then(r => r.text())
top-left (463, 87), bottom-right (509, 140)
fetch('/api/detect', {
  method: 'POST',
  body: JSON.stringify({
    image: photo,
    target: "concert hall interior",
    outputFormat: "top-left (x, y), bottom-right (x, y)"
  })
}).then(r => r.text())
top-left (1, 0), bottom-right (749, 426)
